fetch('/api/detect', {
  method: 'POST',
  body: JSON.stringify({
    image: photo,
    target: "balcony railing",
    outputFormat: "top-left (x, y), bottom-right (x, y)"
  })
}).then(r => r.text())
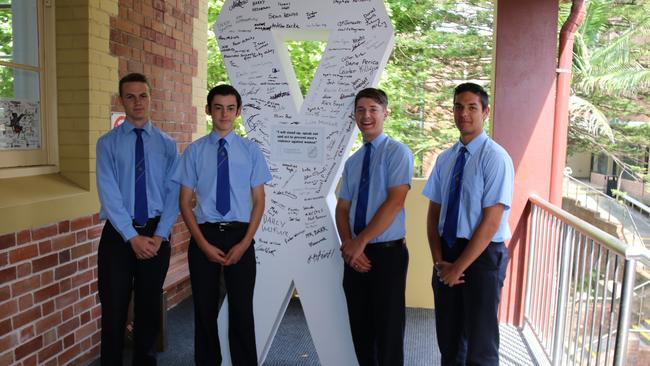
top-left (563, 174), bottom-right (644, 248)
top-left (523, 195), bottom-right (650, 366)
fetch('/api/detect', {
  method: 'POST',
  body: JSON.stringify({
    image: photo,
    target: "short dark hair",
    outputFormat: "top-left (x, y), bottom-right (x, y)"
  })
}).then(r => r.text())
top-left (453, 83), bottom-right (489, 110)
top-left (207, 84), bottom-right (242, 110)
top-left (119, 73), bottom-right (151, 96)
top-left (354, 88), bottom-right (388, 109)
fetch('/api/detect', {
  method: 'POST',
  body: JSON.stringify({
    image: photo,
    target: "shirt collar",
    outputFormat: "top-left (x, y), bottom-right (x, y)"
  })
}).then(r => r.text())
top-left (209, 130), bottom-right (235, 146)
top-left (365, 133), bottom-right (387, 149)
top-left (120, 119), bottom-right (153, 135)
top-left (457, 131), bottom-right (487, 155)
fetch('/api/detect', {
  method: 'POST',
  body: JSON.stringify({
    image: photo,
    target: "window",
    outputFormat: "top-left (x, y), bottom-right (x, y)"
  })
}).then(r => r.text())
top-left (0, 0), bottom-right (57, 176)
top-left (592, 152), bottom-right (609, 175)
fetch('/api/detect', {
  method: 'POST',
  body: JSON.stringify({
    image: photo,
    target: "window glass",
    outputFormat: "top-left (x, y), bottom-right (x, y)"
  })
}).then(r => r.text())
top-left (0, 0), bottom-right (45, 161)
top-left (0, 64), bottom-right (41, 101)
top-left (0, 0), bottom-right (39, 67)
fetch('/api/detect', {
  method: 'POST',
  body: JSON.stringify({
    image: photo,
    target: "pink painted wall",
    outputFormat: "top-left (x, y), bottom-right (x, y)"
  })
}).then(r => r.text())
top-left (492, 0), bottom-right (560, 325)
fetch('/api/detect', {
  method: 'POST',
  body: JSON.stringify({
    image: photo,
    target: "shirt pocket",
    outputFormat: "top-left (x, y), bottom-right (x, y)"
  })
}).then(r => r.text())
top-left (229, 159), bottom-right (252, 199)
top-left (462, 173), bottom-right (484, 209)
top-left (148, 151), bottom-right (169, 182)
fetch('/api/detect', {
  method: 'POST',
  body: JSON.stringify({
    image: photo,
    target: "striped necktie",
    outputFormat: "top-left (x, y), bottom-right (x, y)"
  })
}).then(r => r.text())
top-left (134, 128), bottom-right (148, 226)
top-left (216, 138), bottom-right (231, 216)
top-left (442, 146), bottom-right (467, 246)
top-left (353, 143), bottom-right (372, 235)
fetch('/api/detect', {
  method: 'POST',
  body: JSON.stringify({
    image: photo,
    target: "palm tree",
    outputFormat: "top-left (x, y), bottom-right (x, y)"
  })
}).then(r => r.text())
top-left (565, 0), bottom-right (650, 181)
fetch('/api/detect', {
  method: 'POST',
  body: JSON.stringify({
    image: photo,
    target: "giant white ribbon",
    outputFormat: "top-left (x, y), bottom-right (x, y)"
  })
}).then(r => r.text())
top-left (215, 1), bottom-right (394, 364)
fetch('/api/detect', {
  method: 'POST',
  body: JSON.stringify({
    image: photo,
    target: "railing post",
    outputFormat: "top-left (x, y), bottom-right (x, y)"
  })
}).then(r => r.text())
top-left (614, 258), bottom-right (636, 366)
top-left (551, 224), bottom-right (573, 365)
top-left (524, 204), bottom-right (538, 319)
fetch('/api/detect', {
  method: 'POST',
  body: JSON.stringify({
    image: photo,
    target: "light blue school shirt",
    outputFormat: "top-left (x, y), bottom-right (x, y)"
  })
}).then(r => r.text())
top-left (96, 120), bottom-right (180, 242)
top-left (422, 132), bottom-right (514, 242)
top-left (338, 133), bottom-right (414, 243)
top-left (174, 130), bottom-right (272, 224)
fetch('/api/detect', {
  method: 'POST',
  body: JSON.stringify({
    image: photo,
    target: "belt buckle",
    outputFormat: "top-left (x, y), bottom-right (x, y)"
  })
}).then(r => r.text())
top-left (217, 222), bottom-right (228, 232)
top-left (133, 222), bottom-right (147, 229)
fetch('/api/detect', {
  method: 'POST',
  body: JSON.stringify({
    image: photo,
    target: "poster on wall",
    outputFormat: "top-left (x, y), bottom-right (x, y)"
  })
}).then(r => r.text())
top-left (0, 99), bottom-right (41, 150)
top-left (111, 112), bottom-right (126, 129)
top-left (270, 125), bottom-right (324, 164)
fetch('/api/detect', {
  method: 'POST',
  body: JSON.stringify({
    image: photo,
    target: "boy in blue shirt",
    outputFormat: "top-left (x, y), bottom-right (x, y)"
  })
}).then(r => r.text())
top-left (96, 73), bottom-right (180, 365)
top-left (423, 83), bottom-right (514, 365)
top-left (176, 85), bottom-right (271, 366)
top-left (336, 88), bottom-right (414, 366)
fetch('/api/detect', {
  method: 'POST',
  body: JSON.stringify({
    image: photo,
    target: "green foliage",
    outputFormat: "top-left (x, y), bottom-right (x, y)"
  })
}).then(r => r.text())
top-left (286, 40), bottom-right (326, 97)
top-left (0, 6), bottom-right (14, 97)
top-left (206, 0), bottom-right (246, 135)
top-left (563, 0), bottom-right (650, 182)
top-left (207, 0), bottom-right (228, 86)
top-left (380, 1), bottom-right (494, 174)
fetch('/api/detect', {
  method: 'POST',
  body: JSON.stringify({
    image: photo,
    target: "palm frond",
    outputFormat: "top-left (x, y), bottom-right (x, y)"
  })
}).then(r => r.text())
top-left (572, 32), bottom-right (591, 76)
top-left (568, 95), bottom-right (614, 142)
top-left (578, 0), bottom-right (611, 45)
top-left (577, 66), bottom-right (650, 97)
top-left (589, 17), bottom-right (650, 66)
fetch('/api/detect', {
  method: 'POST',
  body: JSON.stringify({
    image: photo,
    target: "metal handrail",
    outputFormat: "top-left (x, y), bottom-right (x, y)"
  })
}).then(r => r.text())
top-left (530, 194), bottom-right (649, 266)
top-left (525, 194), bottom-right (650, 366)
top-left (529, 194), bottom-right (630, 255)
top-left (564, 174), bottom-right (614, 205)
top-left (562, 174), bottom-right (644, 247)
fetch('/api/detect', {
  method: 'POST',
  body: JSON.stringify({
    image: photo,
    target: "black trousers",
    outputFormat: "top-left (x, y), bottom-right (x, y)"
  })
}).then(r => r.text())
top-left (343, 242), bottom-right (409, 366)
top-left (98, 219), bottom-right (170, 366)
top-left (432, 238), bottom-right (508, 366)
top-left (189, 222), bottom-right (257, 366)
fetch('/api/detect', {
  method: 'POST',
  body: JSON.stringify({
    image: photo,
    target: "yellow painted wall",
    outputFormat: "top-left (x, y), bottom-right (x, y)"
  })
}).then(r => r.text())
top-left (405, 178), bottom-right (435, 309)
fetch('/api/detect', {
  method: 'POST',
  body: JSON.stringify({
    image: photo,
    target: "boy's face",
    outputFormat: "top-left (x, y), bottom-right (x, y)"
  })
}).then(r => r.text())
top-left (355, 97), bottom-right (388, 142)
top-left (120, 81), bottom-right (151, 127)
top-left (206, 94), bottom-right (241, 136)
top-left (453, 91), bottom-right (489, 143)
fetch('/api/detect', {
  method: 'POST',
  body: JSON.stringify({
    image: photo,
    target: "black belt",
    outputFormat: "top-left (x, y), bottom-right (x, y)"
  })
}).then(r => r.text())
top-left (204, 221), bottom-right (248, 232)
top-left (132, 216), bottom-right (160, 230)
top-left (368, 238), bottom-right (405, 249)
top-left (444, 238), bottom-right (505, 247)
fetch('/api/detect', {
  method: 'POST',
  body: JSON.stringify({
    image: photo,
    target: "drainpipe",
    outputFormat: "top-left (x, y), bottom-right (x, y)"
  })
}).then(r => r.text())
top-left (549, 0), bottom-right (586, 205)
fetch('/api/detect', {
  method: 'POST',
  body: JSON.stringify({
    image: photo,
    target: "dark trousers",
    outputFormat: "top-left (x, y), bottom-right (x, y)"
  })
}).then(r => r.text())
top-left (432, 238), bottom-right (508, 366)
top-left (98, 219), bottom-right (170, 366)
top-left (343, 242), bottom-right (409, 366)
top-left (189, 222), bottom-right (257, 366)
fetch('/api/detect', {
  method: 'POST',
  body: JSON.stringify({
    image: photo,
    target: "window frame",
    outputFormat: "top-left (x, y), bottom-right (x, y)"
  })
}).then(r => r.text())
top-left (0, 0), bottom-right (58, 178)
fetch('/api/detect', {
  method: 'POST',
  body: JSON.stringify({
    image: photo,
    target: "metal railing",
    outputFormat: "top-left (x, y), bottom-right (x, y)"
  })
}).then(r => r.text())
top-left (523, 195), bottom-right (650, 366)
top-left (563, 174), bottom-right (644, 248)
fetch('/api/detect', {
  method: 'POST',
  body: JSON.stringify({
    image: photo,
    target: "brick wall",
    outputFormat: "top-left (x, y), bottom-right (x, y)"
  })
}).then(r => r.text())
top-left (0, 217), bottom-right (191, 366)
top-left (110, 0), bottom-right (200, 152)
top-left (0, 216), bottom-right (104, 365)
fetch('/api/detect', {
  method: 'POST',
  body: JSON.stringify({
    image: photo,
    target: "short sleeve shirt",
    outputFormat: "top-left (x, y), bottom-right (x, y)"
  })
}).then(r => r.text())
top-left (174, 130), bottom-right (272, 223)
top-left (338, 133), bottom-right (414, 243)
top-left (422, 132), bottom-right (514, 242)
